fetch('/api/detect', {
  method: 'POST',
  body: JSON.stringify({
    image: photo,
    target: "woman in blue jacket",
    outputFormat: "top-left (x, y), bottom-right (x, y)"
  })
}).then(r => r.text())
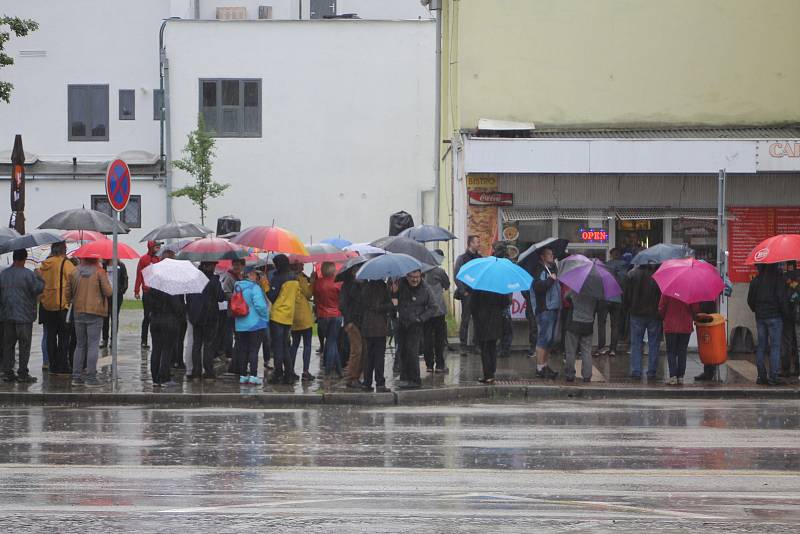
top-left (233, 267), bottom-right (270, 385)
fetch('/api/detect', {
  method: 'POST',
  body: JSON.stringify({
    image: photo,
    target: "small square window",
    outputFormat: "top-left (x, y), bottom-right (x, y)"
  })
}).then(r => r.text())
top-left (91, 194), bottom-right (142, 228)
top-left (153, 89), bottom-right (164, 120)
top-left (119, 89), bottom-right (135, 120)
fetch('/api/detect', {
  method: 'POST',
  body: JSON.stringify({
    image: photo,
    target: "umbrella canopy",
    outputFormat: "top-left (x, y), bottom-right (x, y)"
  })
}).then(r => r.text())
top-left (142, 258), bottom-right (209, 295)
top-left (558, 255), bottom-right (622, 299)
top-left (176, 237), bottom-right (248, 262)
top-left (344, 242), bottom-right (385, 256)
top-left (369, 236), bottom-right (439, 265)
top-left (653, 258), bottom-right (724, 304)
top-left (456, 256), bottom-right (533, 295)
top-left (290, 243), bottom-right (353, 264)
top-left (355, 252), bottom-right (423, 281)
top-left (156, 238), bottom-right (197, 258)
top-left (72, 240), bottom-right (139, 260)
top-left (334, 255), bottom-right (370, 282)
top-left (140, 220), bottom-right (213, 242)
top-left (0, 227), bottom-right (20, 248)
top-left (1, 230), bottom-right (65, 253)
top-left (398, 224), bottom-right (456, 243)
top-left (62, 230), bottom-right (108, 243)
top-left (517, 238), bottom-right (569, 273)
top-left (38, 208), bottom-right (129, 234)
top-left (744, 234), bottom-right (800, 265)
top-left (216, 253), bottom-right (262, 272)
top-left (321, 237), bottom-right (352, 249)
top-left (631, 243), bottom-right (693, 265)
top-left (230, 225), bottom-right (308, 255)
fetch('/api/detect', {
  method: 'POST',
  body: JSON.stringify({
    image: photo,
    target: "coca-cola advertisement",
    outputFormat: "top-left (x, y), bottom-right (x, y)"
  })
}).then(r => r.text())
top-left (468, 191), bottom-right (513, 206)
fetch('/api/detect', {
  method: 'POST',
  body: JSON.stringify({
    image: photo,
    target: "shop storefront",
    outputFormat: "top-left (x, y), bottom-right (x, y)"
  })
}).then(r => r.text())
top-left (452, 129), bottom-right (800, 338)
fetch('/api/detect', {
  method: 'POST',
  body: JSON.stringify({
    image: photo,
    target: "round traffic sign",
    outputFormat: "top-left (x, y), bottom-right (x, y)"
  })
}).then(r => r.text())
top-left (106, 159), bottom-right (131, 212)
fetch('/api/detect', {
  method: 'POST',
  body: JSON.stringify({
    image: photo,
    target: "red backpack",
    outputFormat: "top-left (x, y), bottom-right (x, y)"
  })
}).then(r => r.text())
top-left (230, 286), bottom-right (249, 317)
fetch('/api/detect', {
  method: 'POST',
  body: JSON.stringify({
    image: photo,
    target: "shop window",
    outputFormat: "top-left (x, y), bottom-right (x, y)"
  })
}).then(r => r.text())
top-left (91, 194), bottom-right (142, 228)
top-left (671, 218), bottom-right (717, 264)
top-left (559, 219), bottom-right (609, 244)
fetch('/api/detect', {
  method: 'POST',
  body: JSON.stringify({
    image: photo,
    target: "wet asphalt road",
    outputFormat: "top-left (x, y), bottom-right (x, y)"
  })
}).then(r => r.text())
top-left (1, 399), bottom-right (799, 532)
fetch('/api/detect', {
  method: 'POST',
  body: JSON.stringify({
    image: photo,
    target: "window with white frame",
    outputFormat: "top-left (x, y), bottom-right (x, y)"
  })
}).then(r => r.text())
top-left (68, 85), bottom-right (109, 141)
top-left (199, 79), bottom-right (262, 138)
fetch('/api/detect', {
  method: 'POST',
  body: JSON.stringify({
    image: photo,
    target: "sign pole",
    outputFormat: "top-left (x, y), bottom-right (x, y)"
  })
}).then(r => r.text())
top-left (111, 211), bottom-right (119, 389)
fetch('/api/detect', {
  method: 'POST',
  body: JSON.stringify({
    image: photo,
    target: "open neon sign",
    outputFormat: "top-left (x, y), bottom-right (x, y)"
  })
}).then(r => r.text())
top-left (578, 228), bottom-right (609, 243)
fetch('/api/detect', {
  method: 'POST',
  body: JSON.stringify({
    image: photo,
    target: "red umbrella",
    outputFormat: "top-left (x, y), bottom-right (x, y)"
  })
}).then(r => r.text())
top-left (62, 230), bottom-right (108, 243)
top-left (230, 225), bottom-right (308, 255)
top-left (72, 240), bottom-right (139, 260)
top-left (288, 243), bottom-right (356, 264)
top-left (744, 234), bottom-right (800, 264)
top-left (176, 237), bottom-right (249, 262)
top-left (216, 253), bottom-right (260, 272)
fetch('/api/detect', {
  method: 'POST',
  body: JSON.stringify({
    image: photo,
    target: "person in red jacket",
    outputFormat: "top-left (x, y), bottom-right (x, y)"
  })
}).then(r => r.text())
top-left (134, 240), bottom-right (162, 348)
top-left (658, 294), bottom-right (701, 385)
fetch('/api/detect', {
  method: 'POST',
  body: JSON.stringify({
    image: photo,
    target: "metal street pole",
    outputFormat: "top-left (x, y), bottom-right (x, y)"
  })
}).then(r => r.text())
top-left (111, 211), bottom-right (119, 389)
top-left (717, 168), bottom-right (727, 315)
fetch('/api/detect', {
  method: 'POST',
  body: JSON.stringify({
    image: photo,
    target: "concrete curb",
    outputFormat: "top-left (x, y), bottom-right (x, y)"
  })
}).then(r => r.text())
top-left (0, 384), bottom-right (797, 407)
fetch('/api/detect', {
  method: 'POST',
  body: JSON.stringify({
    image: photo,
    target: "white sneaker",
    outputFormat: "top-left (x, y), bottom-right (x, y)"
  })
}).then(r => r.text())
top-left (668, 376), bottom-right (678, 385)
top-left (676, 377), bottom-right (684, 385)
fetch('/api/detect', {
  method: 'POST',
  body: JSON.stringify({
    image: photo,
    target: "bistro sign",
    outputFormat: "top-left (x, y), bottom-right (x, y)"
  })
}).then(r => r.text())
top-left (468, 191), bottom-right (514, 206)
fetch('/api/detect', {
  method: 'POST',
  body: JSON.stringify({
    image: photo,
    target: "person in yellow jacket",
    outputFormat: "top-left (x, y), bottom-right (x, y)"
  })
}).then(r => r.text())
top-left (36, 242), bottom-right (76, 375)
top-left (267, 254), bottom-right (299, 384)
top-left (290, 263), bottom-right (315, 381)
top-left (256, 269), bottom-right (272, 375)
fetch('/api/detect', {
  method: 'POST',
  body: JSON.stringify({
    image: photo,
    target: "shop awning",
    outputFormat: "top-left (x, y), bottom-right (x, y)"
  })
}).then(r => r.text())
top-left (501, 208), bottom-right (613, 222)
top-left (615, 208), bottom-right (726, 220)
top-left (501, 208), bottom-right (553, 222)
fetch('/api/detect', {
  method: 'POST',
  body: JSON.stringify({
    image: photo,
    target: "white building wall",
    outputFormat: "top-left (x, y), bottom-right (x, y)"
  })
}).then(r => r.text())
top-left (165, 19), bottom-right (435, 242)
top-left (197, 0), bottom-right (432, 20)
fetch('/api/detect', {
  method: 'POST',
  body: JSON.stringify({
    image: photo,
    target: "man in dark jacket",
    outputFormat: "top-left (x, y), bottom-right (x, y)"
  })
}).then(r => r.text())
top-left (393, 270), bottom-right (437, 389)
top-left (339, 270), bottom-right (363, 388)
top-left (470, 289), bottom-right (511, 384)
top-left (101, 259), bottom-right (128, 349)
top-left (531, 247), bottom-right (560, 379)
top-left (748, 263), bottom-right (789, 385)
top-left (1, 249), bottom-right (45, 383)
top-left (187, 262), bottom-right (224, 380)
top-left (423, 260), bottom-right (450, 373)
top-left (360, 280), bottom-right (393, 392)
top-left (134, 240), bottom-right (161, 348)
top-left (454, 235), bottom-right (481, 354)
top-left (625, 264), bottom-right (663, 379)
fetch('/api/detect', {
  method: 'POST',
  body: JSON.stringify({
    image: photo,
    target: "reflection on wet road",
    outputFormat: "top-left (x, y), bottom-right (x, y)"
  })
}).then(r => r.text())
top-left (0, 400), bottom-right (798, 532)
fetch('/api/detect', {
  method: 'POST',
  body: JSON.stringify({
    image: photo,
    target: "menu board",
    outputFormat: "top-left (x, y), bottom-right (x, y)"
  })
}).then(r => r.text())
top-left (728, 207), bottom-right (800, 282)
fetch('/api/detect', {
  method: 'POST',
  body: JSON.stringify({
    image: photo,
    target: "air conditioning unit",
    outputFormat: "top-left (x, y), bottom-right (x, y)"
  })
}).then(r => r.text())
top-left (258, 6), bottom-right (273, 19)
top-left (216, 7), bottom-right (247, 20)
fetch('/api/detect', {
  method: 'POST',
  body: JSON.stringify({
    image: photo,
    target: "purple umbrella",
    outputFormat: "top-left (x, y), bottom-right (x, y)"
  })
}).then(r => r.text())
top-left (557, 254), bottom-right (622, 299)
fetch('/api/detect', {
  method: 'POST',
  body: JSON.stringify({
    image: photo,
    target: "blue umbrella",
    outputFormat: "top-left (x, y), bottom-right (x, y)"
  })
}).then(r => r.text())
top-left (355, 252), bottom-right (422, 281)
top-left (321, 237), bottom-right (352, 249)
top-left (456, 257), bottom-right (533, 294)
top-left (631, 243), bottom-right (693, 265)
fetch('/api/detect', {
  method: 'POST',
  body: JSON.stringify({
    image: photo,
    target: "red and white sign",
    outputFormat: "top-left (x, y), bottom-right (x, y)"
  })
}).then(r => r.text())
top-left (468, 191), bottom-right (513, 206)
top-left (511, 291), bottom-right (528, 320)
top-left (728, 206), bottom-right (800, 282)
top-left (105, 159), bottom-right (131, 212)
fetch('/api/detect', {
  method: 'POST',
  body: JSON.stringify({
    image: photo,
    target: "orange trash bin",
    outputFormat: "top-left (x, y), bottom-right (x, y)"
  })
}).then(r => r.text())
top-left (695, 313), bottom-right (727, 365)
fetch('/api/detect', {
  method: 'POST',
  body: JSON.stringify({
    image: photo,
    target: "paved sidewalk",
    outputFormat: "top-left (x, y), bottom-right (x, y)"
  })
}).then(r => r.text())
top-left (0, 310), bottom-right (797, 406)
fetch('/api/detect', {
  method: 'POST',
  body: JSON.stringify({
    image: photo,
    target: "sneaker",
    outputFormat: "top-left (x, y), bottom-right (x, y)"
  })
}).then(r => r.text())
top-left (239, 376), bottom-right (249, 384)
top-left (41, 363), bottom-right (50, 370)
top-left (16, 374), bottom-right (37, 383)
top-left (361, 384), bottom-right (374, 392)
top-left (152, 382), bottom-right (162, 388)
top-left (85, 377), bottom-right (102, 388)
top-left (565, 376), bottom-right (575, 383)
top-left (434, 368), bottom-right (449, 374)
top-left (376, 385), bottom-right (390, 393)
top-left (301, 372), bottom-right (315, 381)
top-left (248, 376), bottom-right (263, 386)
top-left (582, 377), bottom-right (591, 383)
top-left (478, 377), bottom-right (496, 385)
top-left (756, 376), bottom-right (769, 385)
top-left (163, 381), bottom-right (179, 387)
top-left (694, 372), bottom-right (713, 381)
top-left (2, 373), bottom-right (17, 383)
top-left (668, 376), bottom-right (678, 385)
top-left (426, 367), bottom-right (434, 373)
top-left (536, 366), bottom-right (558, 380)
top-left (676, 377), bottom-right (684, 385)
top-left (71, 377), bottom-right (84, 386)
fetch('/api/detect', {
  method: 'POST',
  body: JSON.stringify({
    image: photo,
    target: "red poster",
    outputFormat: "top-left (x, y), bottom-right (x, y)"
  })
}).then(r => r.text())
top-left (728, 207), bottom-right (800, 283)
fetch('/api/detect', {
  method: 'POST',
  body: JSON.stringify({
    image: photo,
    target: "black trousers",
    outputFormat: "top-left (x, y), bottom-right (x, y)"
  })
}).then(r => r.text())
top-left (480, 339), bottom-right (498, 379)
top-left (399, 322), bottom-right (423, 384)
top-left (270, 321), bottom-right (292, 378)
top-left (191, 320), bottom-right (218, 377)
top-left (458, 293), bottom-right (474, 347)
top-left (423, 315), bottom-right (447, 370)
top-left (364, 336), bottom-right (386, 387)
top-left (102, 295), bottom-right (124, 344)
top-left (2, 322), bottom-right (32, 377)
top-left (217, 313), bottom-right (234, 358)
top-left (261, 326), bottom-right (271, 369)
top-left (140, 292), bottom-right (153, 345)
top-left (41, 309), bottom-right (70, 373)
top-left (150, 320), bottom-right (177, 384)
top-left (174, 319), bottom-right (187, 367)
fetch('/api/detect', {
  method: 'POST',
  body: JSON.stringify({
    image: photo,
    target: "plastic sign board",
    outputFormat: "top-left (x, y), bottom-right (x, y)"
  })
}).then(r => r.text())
top-left (468, 191), bottom-right (513, 206)
top-left (578, 228), bottom-right (609, 243)
top-left (105, 159), bottom-right (131, 212)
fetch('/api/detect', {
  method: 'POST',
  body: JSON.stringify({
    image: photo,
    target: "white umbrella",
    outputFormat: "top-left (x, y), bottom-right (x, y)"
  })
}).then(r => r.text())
top-left (142, 258), bottom-right (208, 295)
top-left (344, 242), bottom-right (385, 256)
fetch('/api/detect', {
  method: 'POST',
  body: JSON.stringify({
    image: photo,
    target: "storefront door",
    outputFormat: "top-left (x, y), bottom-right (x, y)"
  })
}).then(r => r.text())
top-left (615, 219), bottom-right (663, 255)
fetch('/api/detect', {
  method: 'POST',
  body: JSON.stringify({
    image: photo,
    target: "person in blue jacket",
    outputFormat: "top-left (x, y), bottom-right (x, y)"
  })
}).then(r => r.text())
top-left (233, 266), bottom-right (270, 385)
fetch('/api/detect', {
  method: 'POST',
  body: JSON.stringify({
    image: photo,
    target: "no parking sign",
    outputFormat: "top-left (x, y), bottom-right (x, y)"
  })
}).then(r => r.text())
top-left (105, 159), bottom-right (131, 212)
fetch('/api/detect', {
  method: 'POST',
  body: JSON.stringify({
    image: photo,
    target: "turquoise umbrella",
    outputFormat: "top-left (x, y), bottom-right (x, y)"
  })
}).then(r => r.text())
top-left (456, 257), bottom-right (533, 294)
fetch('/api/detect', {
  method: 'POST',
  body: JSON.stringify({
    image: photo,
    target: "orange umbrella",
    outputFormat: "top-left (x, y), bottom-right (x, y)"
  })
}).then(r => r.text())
top-left (230, 225), bottom-right (308, 255)
top-left (72, 240), bottom-right (139, 260)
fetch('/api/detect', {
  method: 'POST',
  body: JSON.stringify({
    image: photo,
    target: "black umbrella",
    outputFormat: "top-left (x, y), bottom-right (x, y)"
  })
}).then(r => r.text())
top-left (0, 230), bottom-right (64, 253)
top-left (398, 224), bottom-right (456, 243)
top-left (632, 243), bottom-right (693, 265)
top-left (335, 255), bottom-right (370, 282)
top-left (517, 237), bottom-right (569, 273)
top-left (140, 220), bottom-right (213, 242)
top-left (369, 236), bottom-right (439, 265)
top-left (38, 208), bottom-right (129, 234)
top-left (0, 227), bottom-right (20, 247)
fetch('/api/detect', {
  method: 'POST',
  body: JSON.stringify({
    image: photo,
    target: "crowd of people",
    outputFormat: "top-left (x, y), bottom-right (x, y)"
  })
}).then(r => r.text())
top-left (1, 233), bottom-right (798, 390)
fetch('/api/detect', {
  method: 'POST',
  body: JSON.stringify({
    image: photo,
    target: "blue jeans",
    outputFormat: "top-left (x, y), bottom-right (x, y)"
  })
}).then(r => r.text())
top-left (318, 317), bottom-right (343, 375)
top-left (629, 316), bottom-right (662, 377)
top-left (756, 317), bottom-right (783, 380)
top-left (291, 328), bottom-right (313, 374)
top-left (535, 310), bottom-right (559, 349)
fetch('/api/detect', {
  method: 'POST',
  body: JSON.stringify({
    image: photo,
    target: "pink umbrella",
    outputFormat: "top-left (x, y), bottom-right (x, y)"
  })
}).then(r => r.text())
top-left (652, 258), bottom-right (724, 304)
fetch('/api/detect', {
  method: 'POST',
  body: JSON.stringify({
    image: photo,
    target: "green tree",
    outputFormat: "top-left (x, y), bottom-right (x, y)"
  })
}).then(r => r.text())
top-left (171, 116), bottom-right (230, 224)
top-left (1, 15), bottom-right (39, 103)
